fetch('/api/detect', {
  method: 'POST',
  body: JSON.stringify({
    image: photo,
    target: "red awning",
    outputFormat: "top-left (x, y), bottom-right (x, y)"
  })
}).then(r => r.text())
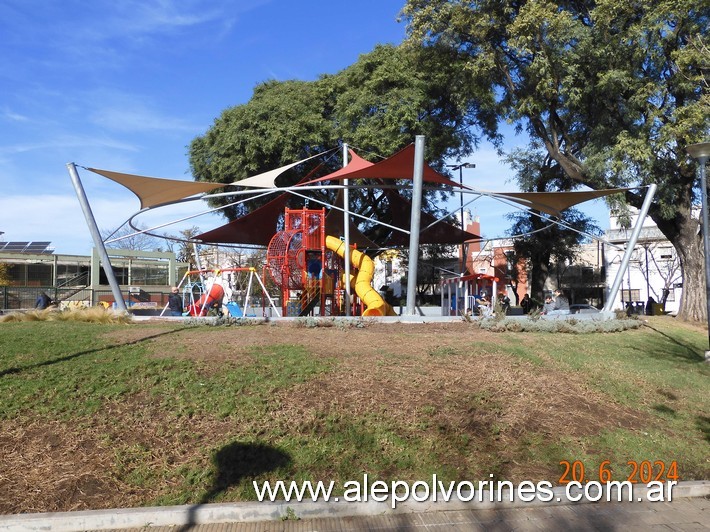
top-left (382, 189), bottom-right (481, 246)
top-left (195, 192), bottom-right (287, 246)
top-left (299, 144), bottom-right (459, 187)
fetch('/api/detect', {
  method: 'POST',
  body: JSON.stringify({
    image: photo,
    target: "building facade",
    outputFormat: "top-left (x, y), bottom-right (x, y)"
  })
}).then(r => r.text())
top-left (604, 212), bottom-right (681, 314)
top-left (0, 242), bottom-right (187, 310)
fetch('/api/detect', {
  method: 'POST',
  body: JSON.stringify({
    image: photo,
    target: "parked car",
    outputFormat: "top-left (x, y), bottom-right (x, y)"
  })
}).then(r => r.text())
top-left (569, 304), bottom-right (600, 314)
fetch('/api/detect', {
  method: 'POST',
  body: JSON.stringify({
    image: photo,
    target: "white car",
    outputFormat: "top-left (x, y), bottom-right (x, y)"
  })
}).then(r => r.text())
top-left (569, 304), bottom-right (600, 314)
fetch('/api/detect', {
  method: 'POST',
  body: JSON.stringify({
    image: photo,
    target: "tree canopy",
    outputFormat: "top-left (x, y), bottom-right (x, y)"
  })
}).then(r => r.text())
top-left (188, 44), bottom-right (487, 245)
top-left (505, 148), bottom-right (602, 299)
top-left (402, 0), bottom-right (709, 319)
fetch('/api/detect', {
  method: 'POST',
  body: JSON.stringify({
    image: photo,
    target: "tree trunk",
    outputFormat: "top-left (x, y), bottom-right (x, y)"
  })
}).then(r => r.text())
top-left (530, 259), bottom-right (550, 302)
top-left (674, 222), bottom-right (706, 322)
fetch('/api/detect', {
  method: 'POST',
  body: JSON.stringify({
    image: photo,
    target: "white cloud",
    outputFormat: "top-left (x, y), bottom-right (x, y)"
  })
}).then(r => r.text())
top-left (1, 108), bottom-right (29, 122)
top-left (0, 135), bottom-right (139, 156)
top-left (90, 105), bottom-right (201, 134)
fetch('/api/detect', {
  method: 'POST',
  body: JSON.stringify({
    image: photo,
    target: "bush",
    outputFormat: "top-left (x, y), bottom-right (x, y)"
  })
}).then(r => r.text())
top-left (292, 317), bottom-right (367, 329)
top-left (0, 307), bottom-right (133, 324)
top-left (181, 316), bottom-right (268, 327)
top-left (478, 316), bottom-right (641, 333)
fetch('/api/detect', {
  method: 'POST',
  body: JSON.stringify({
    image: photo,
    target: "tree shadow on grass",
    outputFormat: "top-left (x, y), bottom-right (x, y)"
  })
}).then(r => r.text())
top-left (639, 323), bottom-right (706, 363)
top-left (0, 328), bottom-right (187, 377)
top-left (179, 441), bottom-right (291, 531)
top-left (697, 415), bottom-right (710, 443)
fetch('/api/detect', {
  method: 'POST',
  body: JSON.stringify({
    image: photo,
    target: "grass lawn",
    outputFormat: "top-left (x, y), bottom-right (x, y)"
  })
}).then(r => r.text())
top-left (0, 315), bottom-right (708, 513)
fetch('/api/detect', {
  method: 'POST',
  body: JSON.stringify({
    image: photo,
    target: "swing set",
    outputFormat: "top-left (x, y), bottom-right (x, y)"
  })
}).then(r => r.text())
top-left (161, 267), bottom-right (280, 317)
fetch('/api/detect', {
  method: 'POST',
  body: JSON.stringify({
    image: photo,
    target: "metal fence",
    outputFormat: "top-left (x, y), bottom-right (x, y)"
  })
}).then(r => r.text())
top-left (0, 286), bottom-right (172, 313)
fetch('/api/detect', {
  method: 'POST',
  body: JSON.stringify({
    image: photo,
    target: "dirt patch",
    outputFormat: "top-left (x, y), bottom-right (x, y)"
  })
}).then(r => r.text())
top-left (0, 420), bottom-right (128, 513)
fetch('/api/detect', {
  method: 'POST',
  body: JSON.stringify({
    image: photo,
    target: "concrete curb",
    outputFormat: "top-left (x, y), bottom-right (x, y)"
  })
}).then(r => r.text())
top-left (1, 481), bottom-right (708, 532)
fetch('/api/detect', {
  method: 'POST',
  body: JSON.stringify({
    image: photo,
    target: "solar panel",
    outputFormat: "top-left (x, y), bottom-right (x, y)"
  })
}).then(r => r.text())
top-left (2, 241), bottom-right (29, 252)
top-left (25, 241), bottom-right (52, 253)
top-left (0, 241), bottom-right (54, 254)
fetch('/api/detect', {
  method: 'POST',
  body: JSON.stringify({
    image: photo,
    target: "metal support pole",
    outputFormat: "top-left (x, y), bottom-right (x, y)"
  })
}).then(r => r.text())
top-left (343, 143), bottom-right (352, 316)
top-left (446, 162), bottom-right (475, 274)
top-left (193, 243), bottom-right (205, 286)
top-left (687, 142), bottom-right (710, 354)
top-left (644, 244), bottom-right (651, 302)
top-left (603, 184), bottom-right (657, 312)
top-left (406, 136), bottom-right (425, 315)
top-left (699, 156), bottom-right (710, 350)
top-left (66, 163), bottom-right (127, 312)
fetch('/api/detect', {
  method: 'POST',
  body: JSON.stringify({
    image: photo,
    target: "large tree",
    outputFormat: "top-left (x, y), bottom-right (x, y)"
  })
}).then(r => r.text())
top-left (403, 0), bottom-right (709, 320)
top-left (188, 44), bottom-right (485, 245)
top-left (506, 148), bottom-right (602, 299)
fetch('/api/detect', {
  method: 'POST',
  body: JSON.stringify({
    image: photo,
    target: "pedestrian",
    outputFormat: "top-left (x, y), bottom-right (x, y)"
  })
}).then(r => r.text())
top-left (547, 289), bottom-right (570, 316)
top-left (167, 287), bottom-right (183, 317)
top-left (500, 293), bottom-right (511, 315)
top-left (542, 295), bottom-right (555, 314)
top-left (521, 294), bottom-right (531, 314)
top-left (35, 292), bottom-right (52, 310)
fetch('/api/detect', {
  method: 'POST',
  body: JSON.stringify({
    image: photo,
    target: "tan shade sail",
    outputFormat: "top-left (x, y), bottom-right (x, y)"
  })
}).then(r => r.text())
top-left (484, 188), bottom-right (629, 218)
top-left (89, 168), bottom-right (226, 210)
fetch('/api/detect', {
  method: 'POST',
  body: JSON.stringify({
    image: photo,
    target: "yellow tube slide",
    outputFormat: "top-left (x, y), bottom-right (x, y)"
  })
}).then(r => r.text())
top-left (325, 235), bottom-right (396, 316)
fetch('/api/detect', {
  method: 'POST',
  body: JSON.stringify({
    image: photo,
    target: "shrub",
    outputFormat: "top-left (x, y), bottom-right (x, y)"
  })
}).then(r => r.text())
top-left (0, 307), bottom-right (133, 324)
top-left (478, 316), bottom-right (641, 334)
top-left (181, 316), bottom-right (268, 327)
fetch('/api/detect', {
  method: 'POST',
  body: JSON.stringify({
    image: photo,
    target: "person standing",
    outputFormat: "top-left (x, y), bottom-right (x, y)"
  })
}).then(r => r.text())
top-left (521, 293), bottom-right (531, 314)
top-left (500, 293), bottom-right (511, 315)
top-left (167, 287), bottom-right (183, 317)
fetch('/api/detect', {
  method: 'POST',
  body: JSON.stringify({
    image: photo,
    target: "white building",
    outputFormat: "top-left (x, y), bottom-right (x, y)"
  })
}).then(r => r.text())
top-left (604, 211), bottom-right (681, 314)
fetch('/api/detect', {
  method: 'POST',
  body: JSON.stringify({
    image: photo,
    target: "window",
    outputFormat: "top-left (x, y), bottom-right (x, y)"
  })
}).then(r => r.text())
top-left (621, 289), bottom-right (641, 301)
top-left (26, 263), bottom-right (52, 287)
top-left (658, 247), bottom-right (674, 259)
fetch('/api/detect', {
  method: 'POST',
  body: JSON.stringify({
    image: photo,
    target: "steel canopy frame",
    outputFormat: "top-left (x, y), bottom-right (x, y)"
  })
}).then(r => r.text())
top-left (71, 140), bottom-right (653, 317)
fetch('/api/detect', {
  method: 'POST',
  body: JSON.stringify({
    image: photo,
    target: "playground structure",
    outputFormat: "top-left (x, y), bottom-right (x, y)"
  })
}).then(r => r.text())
top-left (266, 208), bottom-right (396, 317)
top-left (160, 208), bottom-right (398, 318)
top-left (440, 272), bottom-right (500, 316)
top-left (70, 137), bottom-right (658, 318)
top-left (162, 267), bottom-right (279, 318)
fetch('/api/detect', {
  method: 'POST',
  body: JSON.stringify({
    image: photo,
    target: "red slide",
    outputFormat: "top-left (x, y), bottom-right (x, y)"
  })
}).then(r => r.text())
top-left (187, 283), bottom-right (225, 317)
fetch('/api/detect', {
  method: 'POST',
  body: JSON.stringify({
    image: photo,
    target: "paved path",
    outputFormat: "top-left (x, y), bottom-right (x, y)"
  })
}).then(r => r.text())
top-left (3, 483), bottom-right (708, 531)
top-left (97, 498), bottom-right (709, 532)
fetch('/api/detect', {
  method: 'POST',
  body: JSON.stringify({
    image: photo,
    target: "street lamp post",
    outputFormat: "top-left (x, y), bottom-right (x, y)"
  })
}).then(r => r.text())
top-left (446, 162), bottom-right (475, 274)
top-left (687, 141), bottom-right (710, 358)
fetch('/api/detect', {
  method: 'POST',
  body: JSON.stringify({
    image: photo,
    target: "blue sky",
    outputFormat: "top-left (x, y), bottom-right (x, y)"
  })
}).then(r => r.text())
top-left (0, 0), bottom-right (608, 255)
